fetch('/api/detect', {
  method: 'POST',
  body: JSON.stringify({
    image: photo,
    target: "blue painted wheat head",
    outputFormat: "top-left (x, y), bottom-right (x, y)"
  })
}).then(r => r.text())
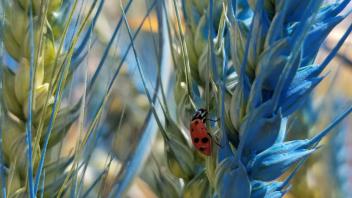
top-left (178, 0), bottom-right (352, 197)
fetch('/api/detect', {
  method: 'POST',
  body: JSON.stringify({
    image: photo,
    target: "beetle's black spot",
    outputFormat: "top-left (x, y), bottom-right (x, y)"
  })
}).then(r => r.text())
top-left (199, 147), bottom-right (205, 151)
top-left (194, 120), bottom-right (199, 125)
top-left (194, 138), bottom-right (199, 143)
top-left (191, 128), bottom-right (194, 132)
top-left (201, 137), bottom-right (209, 143)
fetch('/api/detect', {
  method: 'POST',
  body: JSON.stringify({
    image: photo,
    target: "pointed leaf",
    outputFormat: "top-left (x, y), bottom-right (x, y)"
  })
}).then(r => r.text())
top-left (248, 146), bottom-right (315, 181)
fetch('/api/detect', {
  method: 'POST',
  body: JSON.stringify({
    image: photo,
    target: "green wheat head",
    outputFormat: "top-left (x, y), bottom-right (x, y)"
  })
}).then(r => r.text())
top-left (1, 0), bottom-right (80, 196)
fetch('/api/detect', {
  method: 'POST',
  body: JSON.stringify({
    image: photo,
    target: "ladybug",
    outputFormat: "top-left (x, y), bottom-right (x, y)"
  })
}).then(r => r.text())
top-left (189, 108), bottom-right (217, 156)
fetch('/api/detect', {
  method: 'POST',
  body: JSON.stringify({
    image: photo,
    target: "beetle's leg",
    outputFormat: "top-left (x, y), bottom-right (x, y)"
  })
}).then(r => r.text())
top-left (207, 133), bottom-right (223, 148)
